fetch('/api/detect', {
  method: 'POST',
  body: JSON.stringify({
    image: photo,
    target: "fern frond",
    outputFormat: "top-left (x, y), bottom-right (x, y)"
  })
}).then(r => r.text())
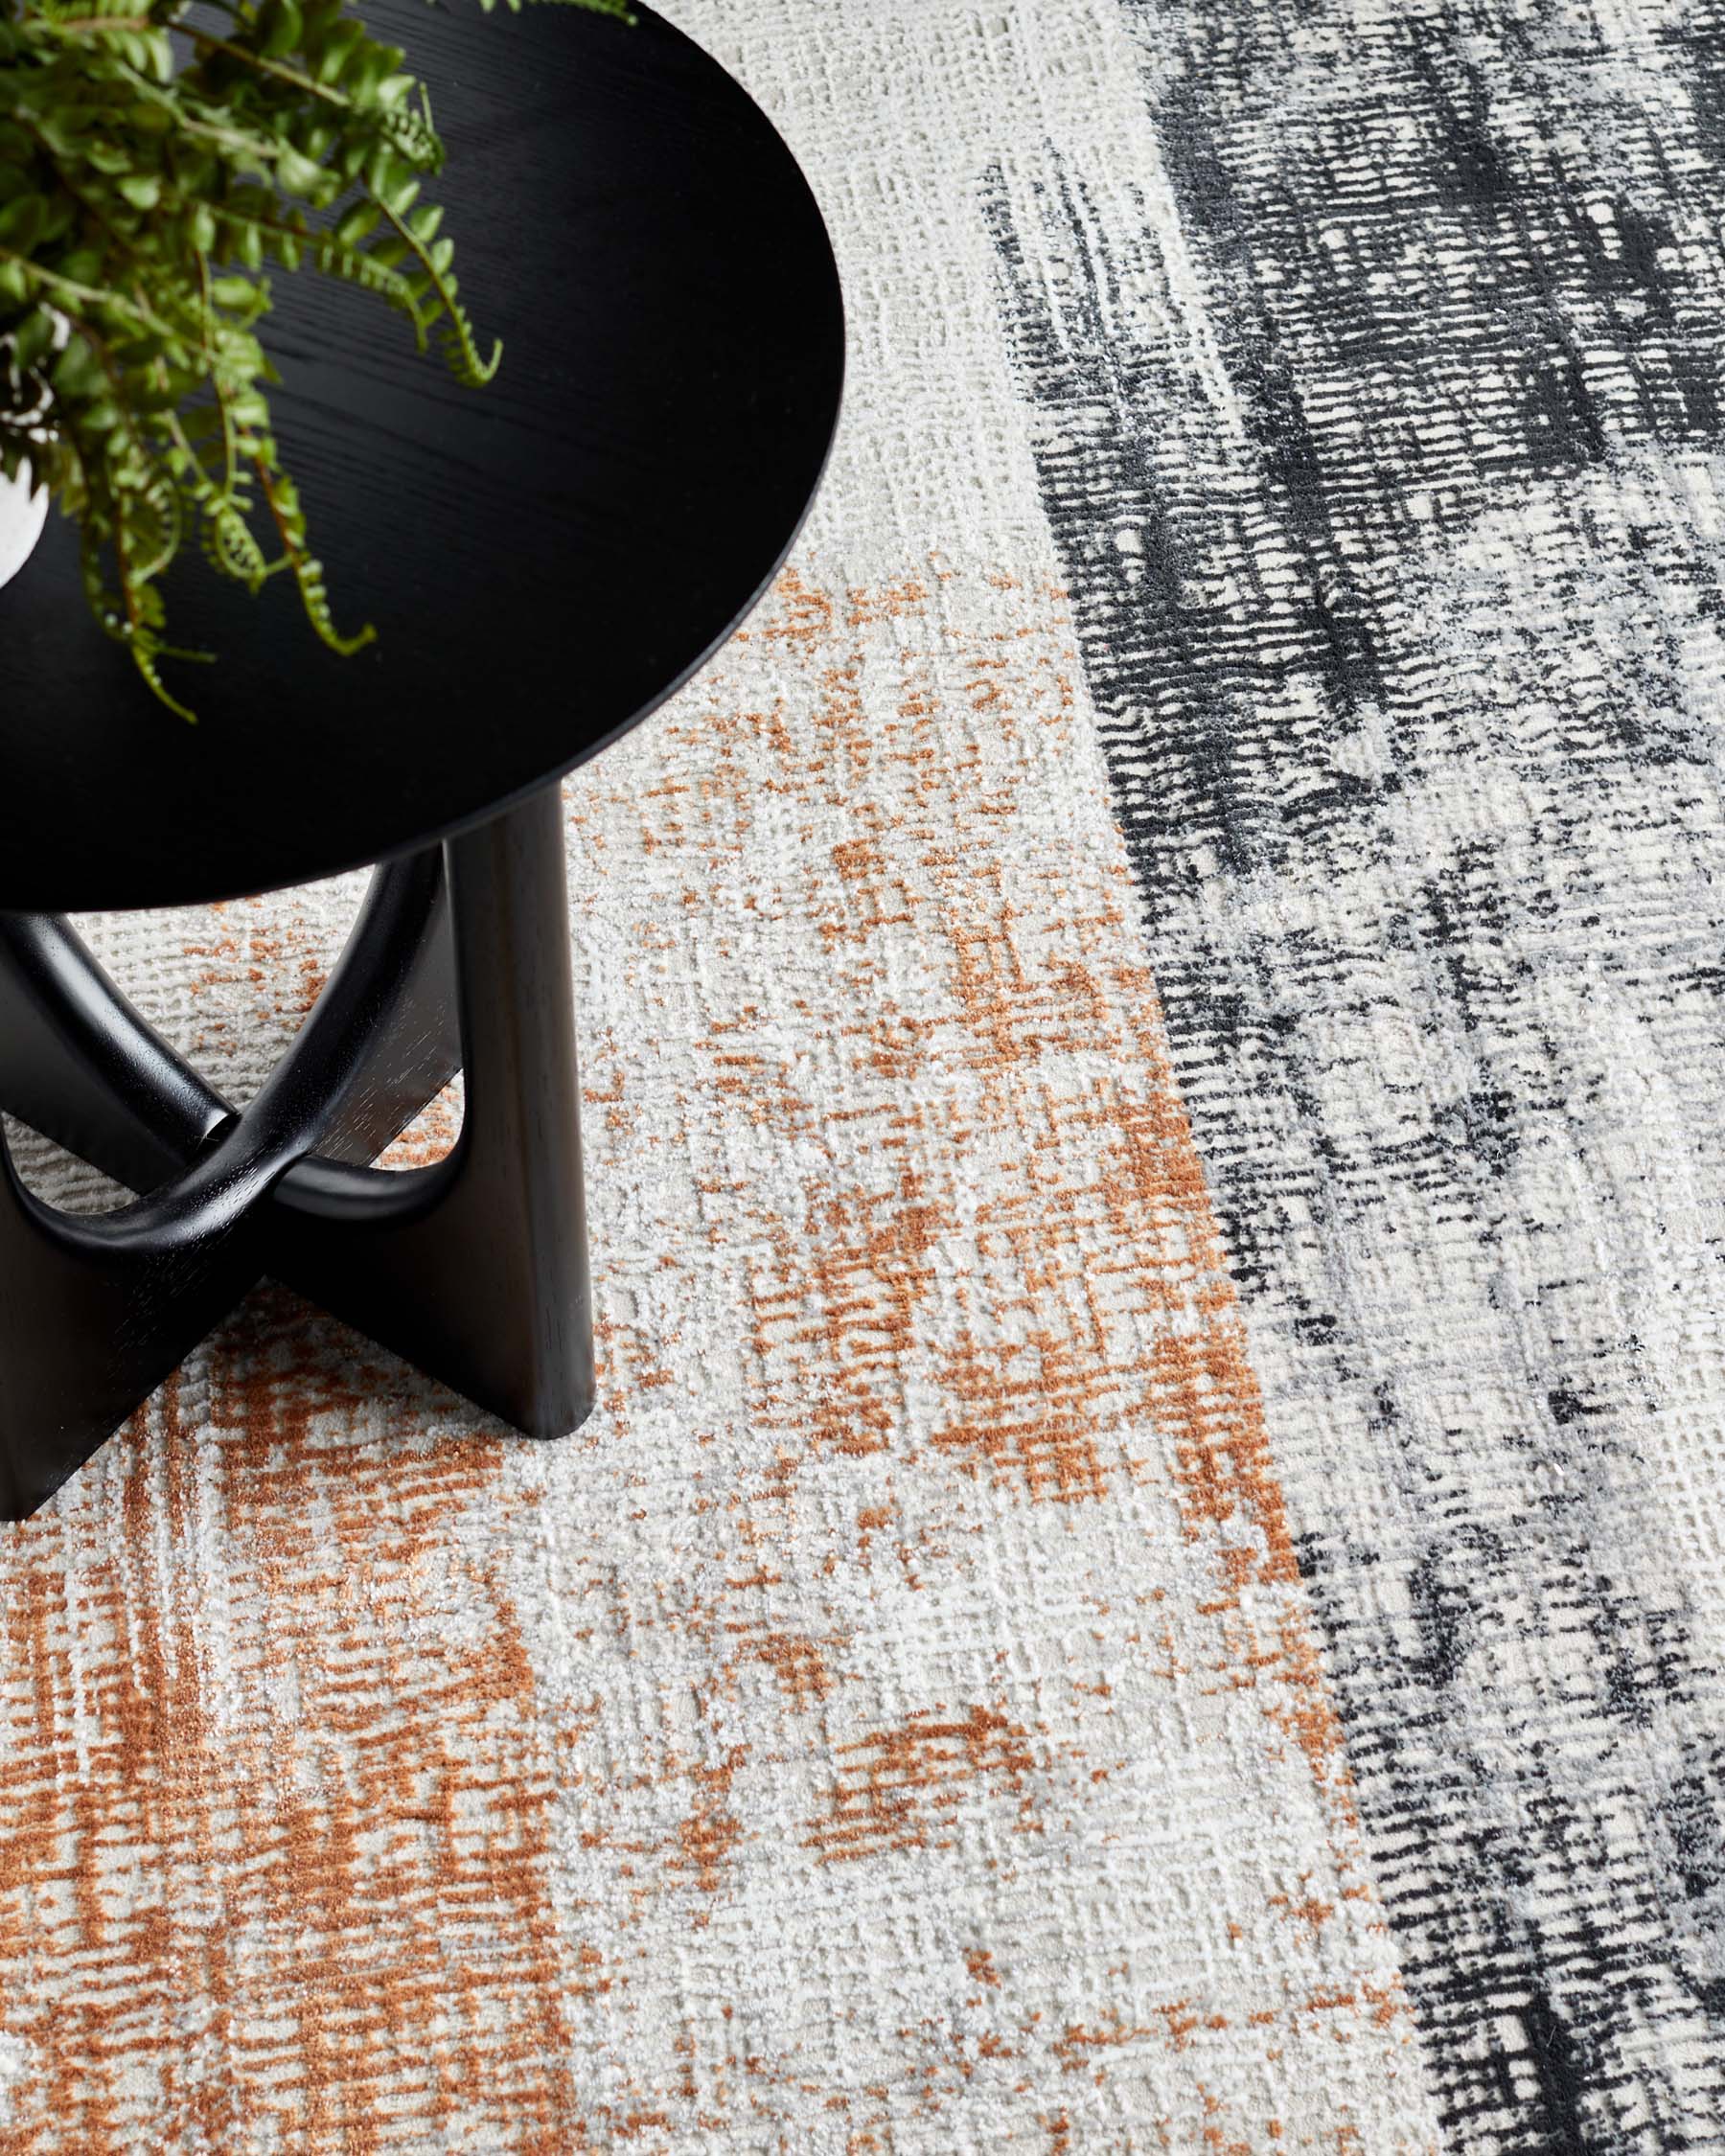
top-left (127, 633), bottom-right (202, 723)
top-left (201, 496), bottom-right (268, 588)
top-left (376, 193), bottom-right (498, 383)
top-left (436, 295), bottom-right (500, 387)
top-left (376, 100), bottom-right (442, 174)
top-left (472, 0), bottom-right (634, 17)
top-left (6, 0), bottom-right (630, 714)
top-left (252, 454), bottom-right (376, 656)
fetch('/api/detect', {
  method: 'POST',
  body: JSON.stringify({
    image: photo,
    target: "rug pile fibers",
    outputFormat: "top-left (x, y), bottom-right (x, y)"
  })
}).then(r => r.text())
top-left (5, 1), bottom-right (1725, 2149)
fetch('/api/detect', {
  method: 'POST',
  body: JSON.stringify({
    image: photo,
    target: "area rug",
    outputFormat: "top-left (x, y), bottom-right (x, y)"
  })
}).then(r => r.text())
top-left (4, 0), bottom-right (1725, 2148)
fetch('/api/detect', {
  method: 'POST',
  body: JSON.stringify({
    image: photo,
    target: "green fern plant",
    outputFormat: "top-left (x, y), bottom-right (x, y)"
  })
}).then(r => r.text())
top-left (0, 0), bottom-right (627, 718)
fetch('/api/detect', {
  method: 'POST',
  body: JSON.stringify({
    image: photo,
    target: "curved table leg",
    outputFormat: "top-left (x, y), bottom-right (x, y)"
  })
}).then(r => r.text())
top-left (0, 784), bottom-right (591, 1520)
top-left (0, 914), bottom-right (233, 1193)
top-left (0, 858), bottom-right (461, 1189)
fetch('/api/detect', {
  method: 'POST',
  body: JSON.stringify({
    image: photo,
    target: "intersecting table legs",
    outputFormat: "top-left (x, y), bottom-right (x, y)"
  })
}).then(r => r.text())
top-left (0, 782), bottom-right (593, 1521)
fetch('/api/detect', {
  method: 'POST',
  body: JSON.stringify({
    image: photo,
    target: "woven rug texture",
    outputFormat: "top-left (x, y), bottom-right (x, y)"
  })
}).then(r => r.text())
top-left (5, 0), bottom-right (1725, 2148)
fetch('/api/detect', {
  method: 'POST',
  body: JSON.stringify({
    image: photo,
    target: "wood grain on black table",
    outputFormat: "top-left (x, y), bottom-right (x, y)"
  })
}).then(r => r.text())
top-left (0, 1), bottom-right (844, 912)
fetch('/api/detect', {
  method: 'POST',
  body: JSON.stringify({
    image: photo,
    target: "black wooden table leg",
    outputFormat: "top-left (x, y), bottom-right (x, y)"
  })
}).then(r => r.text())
top-left (271, 785), bottom-right (595, 1440)
top-left (0, 782), bottom-right (591, 1519)
top-left (0, 913), bottom-right (234, 1193)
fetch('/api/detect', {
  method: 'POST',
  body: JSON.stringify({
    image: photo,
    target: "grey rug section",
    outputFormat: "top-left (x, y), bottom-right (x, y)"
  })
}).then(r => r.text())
top-left (989, 1), bottom-right (1725, 2147)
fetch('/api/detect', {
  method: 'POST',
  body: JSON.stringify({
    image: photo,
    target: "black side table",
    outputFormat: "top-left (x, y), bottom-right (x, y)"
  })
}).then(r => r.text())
top-left (0, 2), bottom-right (844, 1519)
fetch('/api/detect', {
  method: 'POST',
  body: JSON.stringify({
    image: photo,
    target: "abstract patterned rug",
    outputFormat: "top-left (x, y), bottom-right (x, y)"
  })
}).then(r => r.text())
top-left (4, 0), bottom-right (1725, 2147)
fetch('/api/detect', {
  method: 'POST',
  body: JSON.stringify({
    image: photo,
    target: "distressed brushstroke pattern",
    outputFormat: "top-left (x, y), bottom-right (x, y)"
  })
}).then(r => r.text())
top-left (985, 0), bottom-right (1725, 2146)
top-left (0, 553), bottom-right (1436, 2147)
top-left (28, 0), bottom-right (1709, 2140)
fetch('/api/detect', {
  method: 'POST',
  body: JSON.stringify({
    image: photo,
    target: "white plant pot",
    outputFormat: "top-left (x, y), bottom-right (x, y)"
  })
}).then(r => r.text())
top-left (0, 457), bottom-right (48, 591)
top-left (1, 310), bottom-right (66, 591)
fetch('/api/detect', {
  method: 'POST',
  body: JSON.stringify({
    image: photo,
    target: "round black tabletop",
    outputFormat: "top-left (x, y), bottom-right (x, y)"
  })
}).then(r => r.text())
top-left (0, 2), bottom-right (843, 913)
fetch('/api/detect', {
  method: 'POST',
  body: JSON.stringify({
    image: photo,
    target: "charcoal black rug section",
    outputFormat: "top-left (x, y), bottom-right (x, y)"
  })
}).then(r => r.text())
top-left (989, 2), bottom-right (1725, 2147)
